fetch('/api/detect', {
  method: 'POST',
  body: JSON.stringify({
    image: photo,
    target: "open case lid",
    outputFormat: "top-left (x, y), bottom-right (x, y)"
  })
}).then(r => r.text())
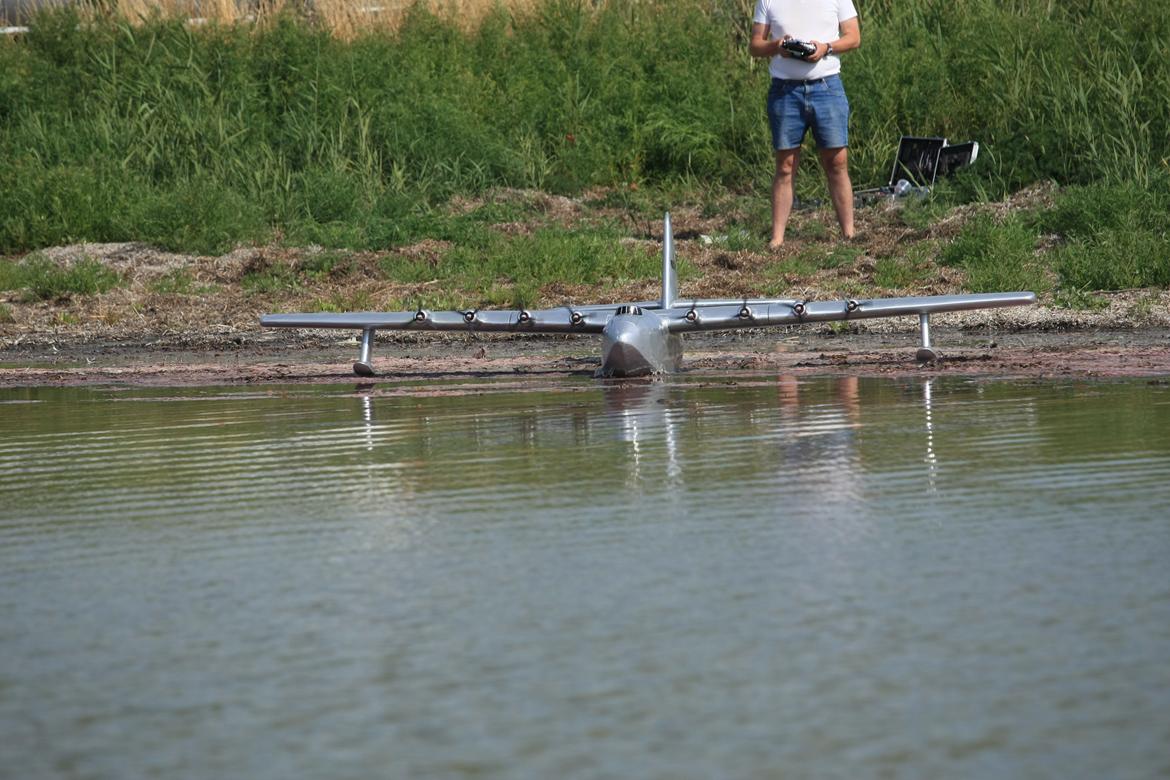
top-left (888, 136), bottom-right (948, 188)
top-left (937, 141), bottom-right (980, 179)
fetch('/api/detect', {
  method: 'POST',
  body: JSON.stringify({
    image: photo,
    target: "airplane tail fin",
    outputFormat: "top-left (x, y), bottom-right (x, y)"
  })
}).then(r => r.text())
top-left (662, 212), bottom-right (677, 309)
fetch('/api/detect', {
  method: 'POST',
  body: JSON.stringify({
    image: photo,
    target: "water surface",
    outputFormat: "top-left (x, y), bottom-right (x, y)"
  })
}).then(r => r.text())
top-left (2, 376), bottom-right (1169, 778)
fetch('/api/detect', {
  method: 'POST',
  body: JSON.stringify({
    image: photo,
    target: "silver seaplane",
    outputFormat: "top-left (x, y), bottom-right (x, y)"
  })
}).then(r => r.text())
top-left (261, 214), bottom-right (1036, 377)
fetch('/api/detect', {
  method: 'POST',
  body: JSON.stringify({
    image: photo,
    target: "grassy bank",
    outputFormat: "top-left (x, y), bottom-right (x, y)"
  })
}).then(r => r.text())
top-left (3, 185), bottom-right (1168, 323)
top-left (1, 0), bottom-right (1168, 297)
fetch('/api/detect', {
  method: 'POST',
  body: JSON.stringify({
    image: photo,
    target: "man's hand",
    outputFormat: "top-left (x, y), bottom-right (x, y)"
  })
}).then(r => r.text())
top-left (804, 41), bottom-right (829, 63)
top-left (777, 35), bottom-right (793, 58)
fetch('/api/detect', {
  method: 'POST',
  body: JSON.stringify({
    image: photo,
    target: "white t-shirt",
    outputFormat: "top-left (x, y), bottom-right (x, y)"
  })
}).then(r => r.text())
top-left (753, 0), bottom-right (858, 80)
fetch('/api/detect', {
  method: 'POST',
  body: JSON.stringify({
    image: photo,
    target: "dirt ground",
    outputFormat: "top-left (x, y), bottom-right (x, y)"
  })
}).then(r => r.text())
top-left (3, 327), bottom-right (1167, 387)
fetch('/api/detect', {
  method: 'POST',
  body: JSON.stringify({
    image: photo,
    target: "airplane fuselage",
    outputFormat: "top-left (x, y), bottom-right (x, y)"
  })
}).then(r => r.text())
top-left (598, 308), bottom-right (683, 378)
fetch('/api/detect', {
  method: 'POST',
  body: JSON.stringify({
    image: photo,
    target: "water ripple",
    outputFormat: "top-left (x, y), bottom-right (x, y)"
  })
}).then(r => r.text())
top-left (2, 378), bottom-right (1169, 778)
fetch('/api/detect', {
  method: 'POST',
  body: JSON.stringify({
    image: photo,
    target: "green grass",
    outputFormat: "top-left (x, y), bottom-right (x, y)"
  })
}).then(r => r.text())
top-left (787, 220), bottom-right (830, 241)
top-left (941, 213), bottom-right (1050, 293)
top-left (821, 244), bottom-right (864, 269)
top-left (242, 264), bottom-right (302, 295)
top-left (1052, 287), bottom-right (1110, 311)
top-left (379, 223), bottom-right (659, 305)
top-left (148, 270), bottom-right (219, 296)
top-left (1034, 179), bottom-right (1170, 290)
top-left (0, 255), bottom-right (122, 301)
top-left (874, 245), bottom-right (935, 290)
top-left (1, 0), bottom-right (1168, 295)
top-left (1126, 292), bottom-right (1163, 321)
top-left (309, 290), bottom-right (376, 312)
top-left (779, 243), bottom-right (862, 273)
top-left (706, 226), bottom-right (758, 251)
top-left (764, 256), bottom-right (818, 281)
top-left (298, 251), bottom-right (355, 279)
top-left (212, 221), bottom-right (668, 309)
top-left (1038, 181), bottom-right (1170, 239)
top-left (2, 0), bottom-right (1168, 253)
top-left (849, 0), bottom-right (1170, 192)
top-left (1055, 231), bottom-right (1170, 291)
top-left (898, 194), bottom-right (954, 231)
top-left (149, 269), bottom-right (196, 294)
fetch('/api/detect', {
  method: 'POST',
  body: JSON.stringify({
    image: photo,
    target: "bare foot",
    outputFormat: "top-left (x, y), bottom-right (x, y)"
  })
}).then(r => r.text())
top-left (768, 240), bottom-right (785, 251)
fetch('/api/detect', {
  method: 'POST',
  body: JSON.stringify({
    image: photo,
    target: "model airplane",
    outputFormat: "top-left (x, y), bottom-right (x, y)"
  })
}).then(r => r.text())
top-left (261, 214), bottom-right (1036, 377)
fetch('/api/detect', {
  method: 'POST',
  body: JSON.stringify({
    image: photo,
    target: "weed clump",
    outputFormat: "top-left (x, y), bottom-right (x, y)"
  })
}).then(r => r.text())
top-left (0, 255), bottom-right (121, 301)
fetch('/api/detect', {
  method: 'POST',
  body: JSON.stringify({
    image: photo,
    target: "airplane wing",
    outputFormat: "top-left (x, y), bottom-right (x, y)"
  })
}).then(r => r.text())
top-left (658, 292), bottom-right (1038, 333)
top-left (262, 291), bottom-right (1034, 335)
top-left (260, 212), bottom-right (1037, 376)
top-left (260, 295), bottom-right (808, 333)
top-left (260, 307), bottom-right (613, 334)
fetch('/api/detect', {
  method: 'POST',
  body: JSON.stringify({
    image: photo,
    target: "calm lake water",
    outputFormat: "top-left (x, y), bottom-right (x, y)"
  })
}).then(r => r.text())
top-left (2, 376), bottom-right (1169, 779)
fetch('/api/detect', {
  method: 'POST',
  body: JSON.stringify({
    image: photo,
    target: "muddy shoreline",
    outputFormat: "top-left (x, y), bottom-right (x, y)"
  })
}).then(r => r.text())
top-left (4, 185), bottom-right (1170, 388)
top-left (3, 326), bottom-right (1167, 387)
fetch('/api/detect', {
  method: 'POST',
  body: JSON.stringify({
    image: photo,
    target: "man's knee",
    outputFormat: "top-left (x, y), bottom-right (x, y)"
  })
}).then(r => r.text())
top-left (774, 150), bottom-right (800, 179)
top-left (819, 147), bottom-right (849, 176)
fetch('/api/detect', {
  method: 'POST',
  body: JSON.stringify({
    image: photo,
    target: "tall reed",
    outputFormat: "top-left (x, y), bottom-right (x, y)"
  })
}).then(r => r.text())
top-left (1, 0), bottom-right (1167, 255)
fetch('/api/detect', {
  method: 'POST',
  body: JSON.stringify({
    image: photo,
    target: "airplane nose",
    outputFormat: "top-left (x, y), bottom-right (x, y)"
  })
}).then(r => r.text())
top-left (603, 342), bottom-right (652, 377)
top-left (600, 316), bottom-right (655, 377)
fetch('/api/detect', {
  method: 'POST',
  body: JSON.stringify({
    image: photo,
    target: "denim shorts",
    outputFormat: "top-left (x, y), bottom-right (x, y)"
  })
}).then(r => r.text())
top-left (767, 74), bottom-right (850, 151)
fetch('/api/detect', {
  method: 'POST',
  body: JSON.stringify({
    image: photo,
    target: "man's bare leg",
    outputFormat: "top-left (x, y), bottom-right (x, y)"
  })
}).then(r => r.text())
top-left (819, 146), bottom-right (855, 240)
top-left (770, 148), bottom-right (800, 249)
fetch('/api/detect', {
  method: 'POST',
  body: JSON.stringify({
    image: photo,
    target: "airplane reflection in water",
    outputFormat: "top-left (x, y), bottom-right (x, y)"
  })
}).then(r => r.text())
top-left (344, 377), bottom-right (981, 502)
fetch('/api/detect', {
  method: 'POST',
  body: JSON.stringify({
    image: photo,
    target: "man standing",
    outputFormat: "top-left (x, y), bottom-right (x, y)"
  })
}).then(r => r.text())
top-left (750, 1), bottom-right (861, 249)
